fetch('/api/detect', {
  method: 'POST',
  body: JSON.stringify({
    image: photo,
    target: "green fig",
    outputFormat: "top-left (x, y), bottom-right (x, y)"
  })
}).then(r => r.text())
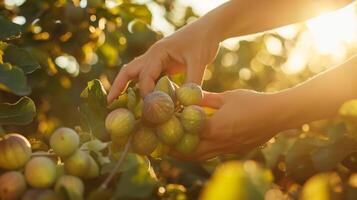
top-left (50, 127), bottom-right (80, 157)
top-left (132, 127), bottom-right (158, 155)
top-left (176, 83), bottom-right (203, 106)
top-left (105, 108), bottom-right (135, 137)
top-left (180, 105), bottom-right (206, 133)
top-left (175, 134), bottom-right (200, 155)
top-left (0, 133), bottom-right (32, 170)
top-left (150, 142), bottom-right (170, 159)
top-left (25, 157), bottom-right (57, 188)
top-left (143, 91), bottom-right (174, 124)
top-left (54, 175), bottom-right (84, 200)
top-left (157, 116), bottom-right (184, 145)
top-left (64, 150), bottom-right (99, 179)
top-left (155, 76), bottom-right (176, 100)
top-left (0, 171), bottom-right (26, 200)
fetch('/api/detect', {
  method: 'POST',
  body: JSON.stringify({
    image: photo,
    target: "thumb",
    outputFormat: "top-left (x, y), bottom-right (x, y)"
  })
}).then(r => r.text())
top-left (201, 91), bottom-right (224, 109)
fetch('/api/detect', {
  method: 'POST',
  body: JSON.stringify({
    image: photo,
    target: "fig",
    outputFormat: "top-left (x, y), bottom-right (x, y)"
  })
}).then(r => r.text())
top-left (0, 171), bottom-right (26, 200)
top-left (151, 142), bottom-right (170, 159)
top-left (157, 116), bottom-right (184, 145)
top-left (50, 127), bottom-right (80, 157)
top-left (25, 157), bottom-right (57, 188)
top-left (0, 133), bottom-right (32, 170)
top-left (64, 150), bottom-right (99, 179)
top-left (132, 127), bottom-right (158, 155)
top-left (143, 91), bottom-right (174, 124)
top-left (176, 83), bottom-right (203, 106)
top-left (134, 99), bottom-right (144, 119)
top-left (180, 105), bottom-right (206, 133)
top-left (22, 189), bottom-right (62, 200)
top-left (54, 175), bottom-right (84, 200)
top-left (155, 76), bottom-right (176, 100)
top-left (105, 108), bottom-right (135, 137)
top-left (175, 134), bottom-right (200, 155)
top-left (111, 134), bottom-right (129, 148)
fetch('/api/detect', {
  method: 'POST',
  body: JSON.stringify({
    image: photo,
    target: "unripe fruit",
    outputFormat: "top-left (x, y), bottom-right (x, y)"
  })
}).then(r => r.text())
top-left (64, 150), bottom-right (99, 179)
top-left (0, 133), bottom-right (32, 170)
top-left (54, 175), bottom-right (84, 200)
top-left (22, 189), bottom-right (61, 200)
top-left (176, 83), bottom-right (203, 106)
top-left (143, 91), bottom-right (174, 124)
top-left (111, 134), bottom-right (129, 148)
top-left (175, 134), bottom-right (200, 155)
top-left (50, 127), bottom-right (79, 157)
top-left (180, 105), bottom-right (206, 133)
top-left (0, 171), bottom-right (26, 200)
top-left (157, 116), bottom-right (184, 145)
top-left (105, 108), bottom-right (135, 137)
top-left (151, 142), bottom-right (170, 159)
top-left (25, 157), bottom-right (57, 188)
top-left (132, 127), bottom-right (158, 155)
top-left (155, 76), bottom-right (176, 100)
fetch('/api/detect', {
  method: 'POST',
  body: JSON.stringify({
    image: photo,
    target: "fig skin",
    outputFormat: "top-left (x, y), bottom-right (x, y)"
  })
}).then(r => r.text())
top-left (143, 91), bottom-right (175, 124)
top-left (50, 127), bottom-right (80, 158)
top-left (54, 175), bottom-right (84, 200)
top-left (132, 127), bottom-right (159, 155)
top-left (151, 142), bottom-right (170, 159)
top-left (0, 171), bottom-right (27, 200)
top-left (157, 116), bottom-right (184, 145)
top-left (25, 157), bottom-right (57, 188)
top-left (180, 105), bottom-right (206, 133)
top-left (64, 150), bottom-right (99, 179)
top-left (176, 83), bottom-right (203, 106)
top-left (22, 189), bottom-right (62, 200)
top-left (105, 108), bottom-right (135, 137)
top-left (175, 134), bottom-right (200, 155)
top-left (154, 76), bottom-right (176, 100)
top-left (0, 133), bottom-right (32, 170)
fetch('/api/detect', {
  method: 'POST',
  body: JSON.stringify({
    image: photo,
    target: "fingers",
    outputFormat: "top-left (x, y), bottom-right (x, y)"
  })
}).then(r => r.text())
top-left (201, 91), bottom-right (225, 109)
top-left (185, 59), bottom-right (205, 85)
top-left (107, 58), bottom-right (142, 102)
top-left (138, 59), bottom-right (163, 97)
top-left (171, 139), bottom-right (223, 161)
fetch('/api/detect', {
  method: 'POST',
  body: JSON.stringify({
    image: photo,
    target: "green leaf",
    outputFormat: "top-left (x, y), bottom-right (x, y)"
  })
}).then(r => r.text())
top-left (3, 44), bottom-right (40, 73)
top-left (79, 79), bottom-right (109, 141)
top-left (0, 16), bottom-right (21, 40)
top-left (0, 63), bottom-right (30, 95)
top-left (101, 153), bottom-right (148, 174)
top-left (0, 96), bottom-right (36, 125)
top-left (115, 163), bottom-right (157, 199)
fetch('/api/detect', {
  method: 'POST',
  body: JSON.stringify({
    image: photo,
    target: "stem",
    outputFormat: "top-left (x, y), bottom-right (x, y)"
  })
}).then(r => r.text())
top-left (99, 135), bottom-right (132, 190)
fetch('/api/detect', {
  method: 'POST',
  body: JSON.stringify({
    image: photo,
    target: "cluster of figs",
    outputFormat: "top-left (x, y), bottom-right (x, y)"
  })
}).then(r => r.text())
top-left (0, 128), bottom-right (96, 200)
top-left (106, 76), bottom-right (207, 157)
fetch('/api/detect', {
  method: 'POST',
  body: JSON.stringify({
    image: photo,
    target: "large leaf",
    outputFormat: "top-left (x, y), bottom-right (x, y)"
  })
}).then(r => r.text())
top-left (0, 63), bottom-right (30, 95)
top-left (0, 96), bottom-right (36, 125)
top-left (3, 44), bottom-right (40, 73)
top-left (115, 163), bottom-right (157, 199)
top-left (0, 16), bottom-right (21, 40)
top-left (79, 79), bottom-right (109, 141)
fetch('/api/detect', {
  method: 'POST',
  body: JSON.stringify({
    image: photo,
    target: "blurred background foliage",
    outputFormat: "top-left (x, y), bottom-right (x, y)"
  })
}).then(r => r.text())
top-left (1, 0), bottom-right (357, 199)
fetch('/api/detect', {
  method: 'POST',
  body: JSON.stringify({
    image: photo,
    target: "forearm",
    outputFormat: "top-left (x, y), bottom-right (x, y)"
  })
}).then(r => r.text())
top-left (200, 0), bottom-right (353, 41)
top-left (277, 56), bottom-right (357, 129)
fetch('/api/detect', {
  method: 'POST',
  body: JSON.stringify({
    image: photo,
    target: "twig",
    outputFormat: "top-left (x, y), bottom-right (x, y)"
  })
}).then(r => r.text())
top-left (99, 135), bottom-right (132, 189)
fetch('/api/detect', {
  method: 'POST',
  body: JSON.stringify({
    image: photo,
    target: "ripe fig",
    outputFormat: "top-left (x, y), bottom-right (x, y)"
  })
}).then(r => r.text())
top-left (22, 189), bottom-right (61, 200)
top-left (143, 91), bottom-right (174, 124)
top-left (105, 108), bottom-right (135, 137)
top-left (157, 116), bottom-right (184, 145)
top-left (151, 142), bottom-right (170, 159)
top-left (0, 171), bottom-right (26, 200)
top-left (0, 133), bottom-right (32, 170)
top-left (54, 175), bottom-right (84, 200)
top-left (175, 134), bottom-right (200, 155)
top-left (155, 76), bottom-right (176, 100)
top-left (132, 127), bottom-right (158, 155)
top-left (180, 105), bottom-right (206, 133)
top-left (25, 157), bottom-right (57, 188)
top-left (176, 83), bottom-right (203, 106)
top-left (50, 127), bottom-right (80, 157)
top-left (64, 150), bottom-right (99, 179)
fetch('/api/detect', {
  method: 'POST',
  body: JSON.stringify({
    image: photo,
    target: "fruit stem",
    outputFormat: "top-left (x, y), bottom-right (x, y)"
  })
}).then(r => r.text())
top-left (99, 135), bottom-right (132, 190)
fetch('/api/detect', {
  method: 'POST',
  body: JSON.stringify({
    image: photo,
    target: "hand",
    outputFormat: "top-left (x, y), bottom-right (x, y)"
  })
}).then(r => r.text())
top-left (176, 89), bottom-right (286, 161)
top-left (107, 20), bottom-right (220, 102)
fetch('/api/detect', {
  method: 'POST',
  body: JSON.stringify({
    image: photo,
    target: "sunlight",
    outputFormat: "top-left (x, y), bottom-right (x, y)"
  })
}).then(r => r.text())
top-left (307, 5), bottom-right (357, 55)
